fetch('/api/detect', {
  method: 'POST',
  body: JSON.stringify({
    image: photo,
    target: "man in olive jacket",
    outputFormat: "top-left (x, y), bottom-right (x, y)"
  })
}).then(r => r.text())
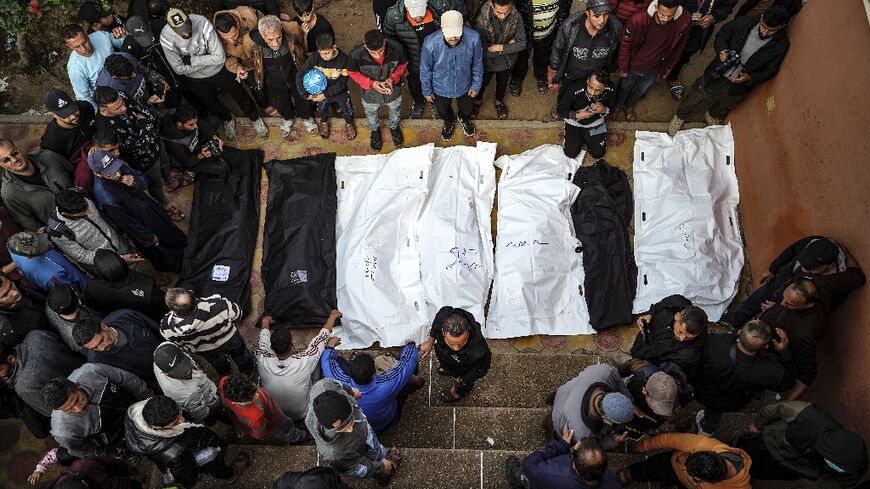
top-left (0, 140), bottom-right (74, 230)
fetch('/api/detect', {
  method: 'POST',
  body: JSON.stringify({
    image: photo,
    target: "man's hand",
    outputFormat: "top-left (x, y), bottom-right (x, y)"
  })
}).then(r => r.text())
top-left (352, 388), bottom-right (362, 399)
top-left (372, 81), bottom-right (391, 95)
top-left (120, 253), bottom-right (143, 264)
top-left (235, 66), bottom-right (249, 82)
top-left (590, 102), bottom-right (606, 114)
top-left (325, 309), bottom-right (342, 331)
top-left (419, 337), bottom-right (435, 357)
top-left (613, 431), bottom-right (630, 444)
top-left (729, 72), bottom-right (751, 84)
top-left (635, 314), bottom-right (652, 331)
top-left (468, 90), bottom-right (478, 98)
top-left (121, 175), bottom-right (136, 187)
top-left (487, 44), bottom-right (504, 53)
top-left (772, 328), bottom-right (789, 352)
top-left (28, 471), bottom-right (43, 485)
top-left (112, 26), bottom-right (126, 39)
top-left (575, 109), bottom-right (595, 120)
top-left (561, 423), bottom-right (574, 444)
top-left (301, 22), bottom-right (312, 33)
top-left (309, 93), bottom-right (326, 102)
top-left (547, 66), bottom-right (557, 87)
top-left (759, 270), bottom-right (774, 284)
top-left (699, 14), bottom-right (715, 29)
top-left (618, 70), bottom-right (629, 78)
top-left (147, 93), bottom-right (166, 105)
top-left (424, 94), bottom-right (434, 103)
top-left (382, 458), bottom-right (395, 475)
top-left (261, 315), bottom-right (274, 330)
top-left (327, 336), bottom-right (342, 348)
top-left (760, 300), bottom-right (775, 311)
top-left (747, 422), bottom-right (759, 433)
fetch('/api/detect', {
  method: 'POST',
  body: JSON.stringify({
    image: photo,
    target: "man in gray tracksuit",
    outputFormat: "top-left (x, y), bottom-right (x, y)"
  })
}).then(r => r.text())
top-left (159, 8), bottom-right (267, 139)
top-left (45, 362), bottom-right (149, 457)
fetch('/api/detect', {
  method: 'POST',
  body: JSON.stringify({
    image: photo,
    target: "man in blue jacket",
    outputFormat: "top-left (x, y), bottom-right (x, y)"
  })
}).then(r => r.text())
top-left (420, 10), bottom-right (483, 140)
top-left (72, 309), bottom-right (162, 382)
top-left (321, 342), bottom-right (423, 433)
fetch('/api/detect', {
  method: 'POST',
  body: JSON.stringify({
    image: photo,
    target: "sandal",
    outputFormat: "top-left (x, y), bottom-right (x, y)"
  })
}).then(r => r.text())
top-left (164, 204), bottom-right (185, 222)
top-left (181, 171), bottom-right (195, 186)
top-left (495, 101), bottom-right (508, 120)
top-left (669, 84), bottom-right (686, 100)
top-left (439, 386), bottom-right (463, 403)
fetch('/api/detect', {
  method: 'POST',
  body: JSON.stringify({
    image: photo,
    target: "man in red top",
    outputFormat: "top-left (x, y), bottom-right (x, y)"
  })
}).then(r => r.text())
top-left (219, 373), bottom-right (309, 443)
top-left (614, 0), bottom-right (689, 121)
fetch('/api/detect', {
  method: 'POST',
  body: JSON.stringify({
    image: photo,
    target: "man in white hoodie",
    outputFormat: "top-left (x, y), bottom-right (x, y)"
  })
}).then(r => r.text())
top-left (255, 309), bottom-right (340, 419)
top-left (153, 342), bottom-right (220, 422)
top-left (160, 8), bottom-right (268, 140)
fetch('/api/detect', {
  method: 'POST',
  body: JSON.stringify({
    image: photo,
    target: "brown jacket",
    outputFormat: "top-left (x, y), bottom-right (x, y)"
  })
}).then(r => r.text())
top-left (216, 10), bottom-right (308, 90)
top-left (635, 433), bottom-right (752, 489)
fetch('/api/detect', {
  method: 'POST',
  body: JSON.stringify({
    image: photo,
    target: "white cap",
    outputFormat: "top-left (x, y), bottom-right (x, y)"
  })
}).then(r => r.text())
top-left (404, 0), bottom-right (427, 18)
top-left (441, 10), bottom-right (463, 38)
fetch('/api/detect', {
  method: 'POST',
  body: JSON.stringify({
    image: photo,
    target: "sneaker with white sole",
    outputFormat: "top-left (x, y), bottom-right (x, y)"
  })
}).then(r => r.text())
top-left (279, 119), bottom-right (294, 138)
top-left (667, 115), bottom-right (684, 136)
top-left (252, 118), bottom-right (268, 138)
top-left (302, 117), bottom-right (317, 134)
top-left (695, 410), bottom-right (715, 437)
top-left (223, 119), bottom-right (236, 141)
top-left (459, 118), bottom-right (475, 137)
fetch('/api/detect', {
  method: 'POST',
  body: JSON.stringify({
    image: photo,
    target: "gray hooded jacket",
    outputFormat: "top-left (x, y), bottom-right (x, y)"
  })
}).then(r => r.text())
top-left (5, 330), bottom-right (83, 416)
top-left (551, 364), bottom-right (632, 450)
top-left (159, 14), bottom-right (226, 79)
top-left (45, 304), bottom-right (104, 355)
top-left (49, 198), bottom-right (130, 267)
top-left (153, 343), bottom-right (219, 421)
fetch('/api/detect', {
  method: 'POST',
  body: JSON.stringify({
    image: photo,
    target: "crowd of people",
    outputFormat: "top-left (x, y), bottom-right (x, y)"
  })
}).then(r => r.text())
top-left (0, 0), bottom-right (866, 488)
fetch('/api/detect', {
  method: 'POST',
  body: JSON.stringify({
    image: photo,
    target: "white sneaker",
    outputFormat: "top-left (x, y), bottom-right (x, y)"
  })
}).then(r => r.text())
top-left (223, 119), bottom-right (236, 141)
top-left (667, 115), bottom-right (684, 137)
top-left (302, 117), bottom-right (317, 134)
top-left (279, 119), bottom-right (294, 138)
top-left (252, 118), bottom-right (268, 139)
top-left (695, 410), bottom-right (715, 437)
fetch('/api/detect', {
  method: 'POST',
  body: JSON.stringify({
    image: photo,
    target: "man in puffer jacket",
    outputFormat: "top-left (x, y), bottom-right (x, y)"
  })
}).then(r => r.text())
top-left (160, 8), bottom-right (267, 140)
top-left (125, 395), bottom-right (251, 488)
top-left (7, 231), bottom-right (88, 294)
top-left (47, 188), bottom-right (137, 274)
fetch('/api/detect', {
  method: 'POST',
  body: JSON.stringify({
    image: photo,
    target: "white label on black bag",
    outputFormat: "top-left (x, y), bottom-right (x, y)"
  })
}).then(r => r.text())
top-left (212, 265), bottom-right (230, 282)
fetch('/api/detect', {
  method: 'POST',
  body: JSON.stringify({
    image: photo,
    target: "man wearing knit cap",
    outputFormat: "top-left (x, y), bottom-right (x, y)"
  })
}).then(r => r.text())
top-left (419, 10), bottom-right (483, 140)
top-left (305, 379), bottom-right (400, 483)
top-left (549, 364), bottom-right (635, 450)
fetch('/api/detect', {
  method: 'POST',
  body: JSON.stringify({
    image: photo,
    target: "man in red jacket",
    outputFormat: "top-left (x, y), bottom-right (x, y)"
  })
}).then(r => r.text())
top-left (614, 0), bottom-right (689, 121)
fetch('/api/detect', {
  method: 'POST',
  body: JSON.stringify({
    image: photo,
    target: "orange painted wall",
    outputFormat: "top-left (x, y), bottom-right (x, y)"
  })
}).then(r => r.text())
top-left (728, 0), bottom-right (870, 448)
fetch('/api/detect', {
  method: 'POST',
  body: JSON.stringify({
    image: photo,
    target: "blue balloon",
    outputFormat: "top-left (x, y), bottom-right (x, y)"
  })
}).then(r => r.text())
top-left (303, 69), bottom-right (328, 95)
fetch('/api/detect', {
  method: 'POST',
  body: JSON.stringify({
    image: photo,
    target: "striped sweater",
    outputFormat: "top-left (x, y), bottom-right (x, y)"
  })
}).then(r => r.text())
top-left (160, 294), bottom-right (240, 353)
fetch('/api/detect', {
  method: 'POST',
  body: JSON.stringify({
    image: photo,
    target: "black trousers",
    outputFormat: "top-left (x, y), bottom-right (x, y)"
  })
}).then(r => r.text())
top-left (476, 70), bottom-right (511, 102)
top-left (181, 68), bottom-right (260, 122)
top-left (563, 123), bottom-right (607, 158)
top-left (200, 331), bottom-right (255, 375)
top-left (668, 25), bottom-right (714, 82)
top-left (511, 30), bottom-right (556, 86)
top-left (434, 93), bottom-right (474, 124)
top-left (629, 451), bottom-right (685, 487)
top-left (407, 69), bottom-right (425, 105)
top-left (736, 434), bottom-right (805, 481)
top-left (261, 82), bottom-right (313, 120)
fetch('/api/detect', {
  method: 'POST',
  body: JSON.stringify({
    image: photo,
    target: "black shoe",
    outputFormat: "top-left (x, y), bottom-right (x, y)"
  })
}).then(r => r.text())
top-left (509, 84), bottom-right (522, 97)
top-left (471, 101), bottom-right (482, 118)
top-left (441, 120), bottom-right (455, 140)
top-left (459, 118), bottom-right (475, 137)
top-left (370, 128), bottom-right (383, 150)
top-left (410, 102), bottom-right (424, 119)
top-left (537, 79), bottom-right (549, 93)
top-left (391, 127), bottom-right (404, 147)
top-left (505, 455), bottom-right (525, 488)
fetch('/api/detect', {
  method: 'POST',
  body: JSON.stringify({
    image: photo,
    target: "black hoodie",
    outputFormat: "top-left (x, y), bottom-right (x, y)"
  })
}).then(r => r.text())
top-left (85, 250), bottom-right (167, 320)
top-left (160, 113), bottom-right (220, 172)
top-left (428, 306), bottom-right (492, 385)
top-left (273, 467), bottom-right (352, 489)
top-left (629, 294), bottom-right (707, 381)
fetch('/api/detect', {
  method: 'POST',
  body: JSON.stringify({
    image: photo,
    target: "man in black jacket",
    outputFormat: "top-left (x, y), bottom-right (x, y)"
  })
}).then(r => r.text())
top-left (41, 89), bottom-right (97, 161)
top-left (628, 294), bottom-right (707, 380)
top-left (419, 306), bottom-right (492, 403)
top-left (738, 400), bottom-right (868, 487)
top-left (668, 6), bottom-right (790, 135)
top-left (125, 395), bottom-right (252, 487)
top-left (0, 273), bottom-right (50, 347)
top-left (85, 249), bottom-right (168, 320)
top-left (160, 103), bottom-right (222, 173)
top-left (122, 15), bottom-right (187, 109)
top-left (73, 310), bottom-right (163, 382)
top-left (555, 69), bottom-right (613, 159)
top-left (510, 0), bottom-right (573, 95)
top-left (665, 0), bottom-right (736, 98)
top-left (694, 320), bottom-right (794, 437)
top-left (382, 0), bottom-right (466, 118)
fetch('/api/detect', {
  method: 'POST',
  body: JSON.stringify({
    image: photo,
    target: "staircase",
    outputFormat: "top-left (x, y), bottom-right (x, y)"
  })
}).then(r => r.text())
top-left (182, 348), bottom-right (813, 489)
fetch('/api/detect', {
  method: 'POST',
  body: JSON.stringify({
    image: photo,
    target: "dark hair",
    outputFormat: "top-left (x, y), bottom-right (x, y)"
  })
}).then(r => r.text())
top-left (571, 437), bottom-right (607, 482)
top-left (0, 344), bottom-right (14, 365)
top-left (739, 319), bottom-right (771, 353)
top-left (55, 188), bottom-right (88, 214)
top-left (165, 288), bottom-right (196, 316)
top-left (349, 353), bottom-right (376, 385)
top-left (364, 29), bottom-right (385, 50)
top-left (269, 324), bottom-right (293, 356)
top-left (42, 377), bottom-right (77, 409)
top-left (222, 373), bottom-right (257, 403)
top-left (147, 0), bottom-right (169, 16)
top-left (104, 54), bottom-right (134, 78)
top-left (143, 395), bottom-right (181, 427)
top-left (790, 277), bottom-right (818, 303)
top-left (589, 68), bottom-right (610, 87)
top-left (93, 86), bottom-right (120, 107)
top-left (56, 447), bottom-right (78, 466)
top-left (293, 0), bottom-right (313, 15)
top-left (62, 24), bottom-right (85, 41)
top-left (762, 5), bottom-right (789, 27)
top-left (443, 313), bottom-right (469, 337)
top-left (316, 32), bottom-right (335, 51)
top-left (72, 319), bottom-right (101, 347)
top-left (175, 103), bottom-right (198, 124)
top-left (214, 12), bottom-right (238, 33)
top-left (658, 0), bottom-right (680, 8)
top-left (679, 305), bottom-right (708, 335)
top-left (92, 129), bottom-right (118, 147)
top-left (46, 284), bottom-right (80, 315)
top-left (493, 0), bottom-right (513, 6)
top-left (685, 451), bottom-right (728, 483)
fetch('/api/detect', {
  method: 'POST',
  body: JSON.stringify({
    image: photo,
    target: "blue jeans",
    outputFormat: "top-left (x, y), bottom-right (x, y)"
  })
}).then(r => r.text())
top-left (316, 92), bottom-right (355, 124)
top-left (343, 424), bottom-right (388, 479)
top-left (361, 96), bottom-right (403, 130)
top-left (616, 70), bottom-right (657, 109)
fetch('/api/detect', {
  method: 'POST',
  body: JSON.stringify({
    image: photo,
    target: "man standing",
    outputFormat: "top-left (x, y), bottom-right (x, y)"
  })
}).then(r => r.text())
top-left (628, 294), bottom-right (708, 379)
top-left (40, 90), bottom-right (97, 161)
top-left (473, 0), bottom-right (527, 119)
top-left (548, 0), bottom-right (622, 120)
top-left (0, 139), bottom-right (73, 230)
top-left (420, 10), bottom-right (483, 140)
top-left (153, 342), bottom-right (220, 422)
top-left (160, 288), bottom-right (254, 376)
top-left (555, 69), bottom-right (613, 159)
top-left (160, 8), bottom-right (268, 140)
top-left (668, 6), bottom-right (790, 135)
top-left (419, 306), bottom-right (492, 403)
top-left (63, 24), bottom-right (124, 109)
top-left (73, 310), bottom-right (162, 382)
top-left (219, 373), bottom-right (307, 443)
top-left (738, 400), bottom-right (868, 487)
top-left (615, 0), bottom-right (689, 121)
top-left (43, 363), bottom-right (149, 457)
top-left (348, 29), bottom-right (409, 150)
top-left (214, 6), bottom-right (266, 109)
top-left (382, 0), bottom-right (467, 118)
top-left (507, 433), bottom-right (621, 489)
top-left (510, 0), bottom-right (573, 95)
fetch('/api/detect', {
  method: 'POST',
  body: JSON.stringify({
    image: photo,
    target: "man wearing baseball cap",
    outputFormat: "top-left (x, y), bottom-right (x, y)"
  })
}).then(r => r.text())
top-left (153, 342), bottom-right (220, 422)
top-left (77, 1), bottom-right (126, 39)
top-left (420, 10), bottom-right (483, 140)
top-left (624, 371), bottom-right (679, 437)
top-left (40, 89), bottom-right (96, 161)
top-left (121, 15), bottom-right (184, 101)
